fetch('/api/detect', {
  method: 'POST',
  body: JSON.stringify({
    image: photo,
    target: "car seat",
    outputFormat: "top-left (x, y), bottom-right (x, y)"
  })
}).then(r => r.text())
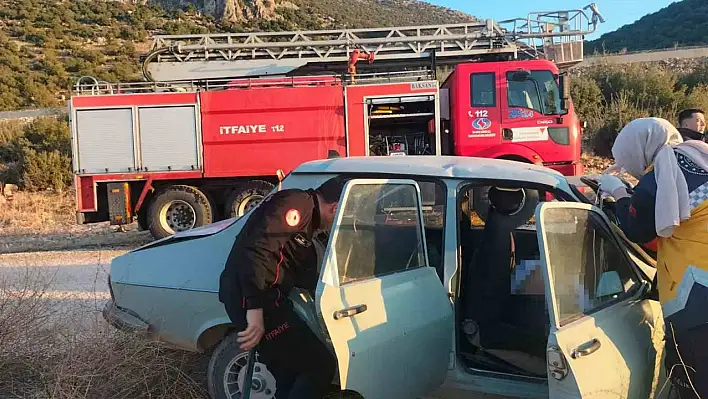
top-left (461, 187), bottom-right (547, 376)
top-left (462, 201), bottom-right (516, 347)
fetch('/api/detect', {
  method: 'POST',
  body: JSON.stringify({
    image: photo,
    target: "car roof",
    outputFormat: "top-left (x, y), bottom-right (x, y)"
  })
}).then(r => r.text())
top-left (293, 156), bottom-right (567, 187)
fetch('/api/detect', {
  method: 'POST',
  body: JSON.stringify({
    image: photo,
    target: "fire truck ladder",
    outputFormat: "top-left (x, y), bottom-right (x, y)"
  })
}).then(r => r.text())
top-left (141, 4), bottom-right (604, 82)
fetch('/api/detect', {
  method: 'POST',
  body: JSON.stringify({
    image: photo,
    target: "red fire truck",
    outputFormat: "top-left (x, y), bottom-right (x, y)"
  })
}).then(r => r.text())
top-left (69, 5), bottom-right (605, 239)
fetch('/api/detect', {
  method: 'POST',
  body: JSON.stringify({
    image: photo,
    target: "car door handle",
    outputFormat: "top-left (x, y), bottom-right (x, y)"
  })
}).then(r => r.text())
top-left (571, 338), bottom-right (601, 359)
top-left (333, 304), bottom-right (367, 320)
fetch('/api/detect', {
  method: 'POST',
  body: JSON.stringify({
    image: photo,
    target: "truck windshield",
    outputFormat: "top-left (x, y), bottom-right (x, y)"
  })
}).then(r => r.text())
top-left (506, 70), bottom-right (561, 116)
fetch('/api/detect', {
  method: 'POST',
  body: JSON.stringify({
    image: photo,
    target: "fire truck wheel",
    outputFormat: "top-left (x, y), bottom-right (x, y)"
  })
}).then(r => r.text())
top-left (147, 185), bottom-right (213, 239)
top-left (225, 180), bottom-right (275, 218)
top-left (137, 211), bottom-right (149, 231)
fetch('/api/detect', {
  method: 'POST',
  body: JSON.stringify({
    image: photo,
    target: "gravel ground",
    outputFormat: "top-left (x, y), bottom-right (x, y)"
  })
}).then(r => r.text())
top-left (0, 224), bottom-right (153, 254)
top-left (0, 249), bottom-right (129, 329)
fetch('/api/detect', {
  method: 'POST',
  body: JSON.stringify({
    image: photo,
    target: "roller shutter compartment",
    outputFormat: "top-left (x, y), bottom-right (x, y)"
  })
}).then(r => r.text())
top-left (138, 105), bottom-right (200, 172)
top-left (75, 108), bottom-right (136, 174)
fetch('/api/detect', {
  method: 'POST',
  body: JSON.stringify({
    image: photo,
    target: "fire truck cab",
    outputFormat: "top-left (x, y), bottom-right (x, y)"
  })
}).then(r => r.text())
top-left (442, 60), bottom-right (583, 176)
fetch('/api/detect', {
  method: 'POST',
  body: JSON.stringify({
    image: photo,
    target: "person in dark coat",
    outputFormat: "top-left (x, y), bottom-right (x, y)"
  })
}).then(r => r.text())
top-left (219, 175), bottom-right (349, 399)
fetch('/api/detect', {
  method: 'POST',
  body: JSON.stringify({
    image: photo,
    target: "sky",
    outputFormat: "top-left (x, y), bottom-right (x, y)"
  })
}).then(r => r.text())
top-left (424, 0), bottom-right (679, 40)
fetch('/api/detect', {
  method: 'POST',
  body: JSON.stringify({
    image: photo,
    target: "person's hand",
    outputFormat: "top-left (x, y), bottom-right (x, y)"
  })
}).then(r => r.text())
top-left (597, 175), bottom-right (629, 199)
top-left (237, 308), bottom-right (265, 350)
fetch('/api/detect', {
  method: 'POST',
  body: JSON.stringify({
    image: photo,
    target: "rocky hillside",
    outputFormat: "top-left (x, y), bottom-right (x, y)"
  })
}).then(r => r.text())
top-left (147, 0), bottom-right (474, 26)
top-left (0, 0), bottom-right (474, 111)
top-left (586, 0), bottom-right (708, 54)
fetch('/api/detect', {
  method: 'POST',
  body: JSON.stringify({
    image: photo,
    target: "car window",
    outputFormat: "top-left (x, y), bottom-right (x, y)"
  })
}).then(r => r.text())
top-left (540, 207), bottom-right (640, 326)
top-left (333, 182), bottom-right (427, 285)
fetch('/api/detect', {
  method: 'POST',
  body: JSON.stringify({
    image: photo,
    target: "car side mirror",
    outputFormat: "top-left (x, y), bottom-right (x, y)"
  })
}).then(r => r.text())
top-left (597, 271), bottom-right (623, 298)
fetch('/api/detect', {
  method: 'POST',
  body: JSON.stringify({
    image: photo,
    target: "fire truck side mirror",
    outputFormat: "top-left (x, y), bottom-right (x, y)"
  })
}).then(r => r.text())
top-left (559, 73), bottom-right (571, 114)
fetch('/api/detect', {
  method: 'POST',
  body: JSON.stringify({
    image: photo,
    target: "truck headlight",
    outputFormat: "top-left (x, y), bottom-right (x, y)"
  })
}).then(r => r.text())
top-left (548, 127), bottom-right (570, 145)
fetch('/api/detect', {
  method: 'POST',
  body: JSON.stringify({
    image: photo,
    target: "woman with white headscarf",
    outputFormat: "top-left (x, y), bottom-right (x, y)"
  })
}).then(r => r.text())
top-left (598, 117), bottom-right (708, 398)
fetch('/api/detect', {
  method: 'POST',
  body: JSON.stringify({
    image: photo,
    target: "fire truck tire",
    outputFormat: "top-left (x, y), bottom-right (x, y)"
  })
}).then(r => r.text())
top-left (137, 211), bottom-right (149, 231)
top-left (225, 180), bottom-right (275, 218)
top-left (147, 185), bottom-right (213, 239)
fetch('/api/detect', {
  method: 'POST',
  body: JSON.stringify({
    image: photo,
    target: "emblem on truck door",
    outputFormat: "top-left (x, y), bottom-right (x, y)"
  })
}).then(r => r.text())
top-left (472, 118), bottom-right (492, 130)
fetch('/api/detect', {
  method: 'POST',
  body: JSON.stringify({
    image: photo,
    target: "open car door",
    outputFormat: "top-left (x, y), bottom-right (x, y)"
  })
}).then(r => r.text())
top-left (316, 178), bottom-right (454, 399)
top-left (535, 202), bottom-right (665, 398)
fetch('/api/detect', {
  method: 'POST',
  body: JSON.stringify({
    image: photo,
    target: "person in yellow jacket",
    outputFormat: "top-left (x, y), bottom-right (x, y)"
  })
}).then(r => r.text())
top-left (597, 117), bottom-right (708, 398)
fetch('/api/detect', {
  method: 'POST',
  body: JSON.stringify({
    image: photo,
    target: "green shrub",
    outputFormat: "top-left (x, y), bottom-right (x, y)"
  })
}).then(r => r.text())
top-left (591, 92), bottom-right (652, 157)
top-left (680, 83), bottom-right (708, 112)
top-left (0, 115), bottom-right (72, 192)
top-left (574, 61), bottom-right (708, 155)
top-left (21, 148), bottom-right (72, 192)
top-left (0, 120), bottom-right (26, 148)
top-left (679, 60), bottom-right (708, 90)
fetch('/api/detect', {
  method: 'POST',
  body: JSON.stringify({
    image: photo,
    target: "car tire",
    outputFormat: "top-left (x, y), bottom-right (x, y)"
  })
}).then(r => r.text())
top-left (207, 333), bottom-right (280, 399)
top-left (147, 185), bottom-right (213, 239)
top-left (224, 180), bottom-right (275, 218)
top-left (207, 333), bottom-right (354, 399)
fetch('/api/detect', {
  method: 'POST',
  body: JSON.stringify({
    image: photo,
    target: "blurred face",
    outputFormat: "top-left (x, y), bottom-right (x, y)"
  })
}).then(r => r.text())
top-left (681, 112), bottom-right (706, 133)
top-left (318, 201), bottom-right (339, 230)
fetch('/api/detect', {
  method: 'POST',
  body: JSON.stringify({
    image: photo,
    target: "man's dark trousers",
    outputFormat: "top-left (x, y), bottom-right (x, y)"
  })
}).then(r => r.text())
top-left (225, 290), bottom-right (336, 399)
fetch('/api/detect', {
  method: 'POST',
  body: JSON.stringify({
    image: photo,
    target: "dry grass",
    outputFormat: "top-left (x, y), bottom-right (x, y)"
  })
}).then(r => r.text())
top-left (0, 190), bottom-right (76, 233)
top-left (0, 190), bottom-right (152, 254)
top-left (582, 153), bottom-right (615, 175)
top-left (0, 260), bottom-right (210, 399)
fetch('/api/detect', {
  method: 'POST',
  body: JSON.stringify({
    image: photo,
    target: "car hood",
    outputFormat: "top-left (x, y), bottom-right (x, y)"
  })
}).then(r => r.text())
top-left (110, 216), bottom-right (248, 293)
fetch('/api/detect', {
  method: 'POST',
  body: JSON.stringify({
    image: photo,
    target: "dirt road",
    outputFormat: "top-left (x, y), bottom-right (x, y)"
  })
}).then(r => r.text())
top-left (0, 249), bottom-right (129, 328)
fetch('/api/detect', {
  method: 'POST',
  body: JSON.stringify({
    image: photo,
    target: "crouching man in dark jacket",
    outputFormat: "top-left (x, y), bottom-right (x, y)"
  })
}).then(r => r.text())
top-left (219, 176), bottom-right (349, 399)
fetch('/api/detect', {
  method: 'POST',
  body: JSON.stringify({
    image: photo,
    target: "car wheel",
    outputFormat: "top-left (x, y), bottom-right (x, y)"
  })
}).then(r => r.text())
top-left (207, 333), bottom-right (279, 399)
top-left (147, 185), bottom-right (213, 239)
top-left (225, 180), bottom-right (275, 218)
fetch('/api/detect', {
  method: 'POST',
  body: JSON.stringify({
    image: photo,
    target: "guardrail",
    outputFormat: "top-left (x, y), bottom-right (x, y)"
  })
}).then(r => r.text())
top-left (0, 107), bottom-right (65, 121)
top-left (71, 70), bottom-right (436, 96)
top-left (580, 45), bottom-right (708, 66)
